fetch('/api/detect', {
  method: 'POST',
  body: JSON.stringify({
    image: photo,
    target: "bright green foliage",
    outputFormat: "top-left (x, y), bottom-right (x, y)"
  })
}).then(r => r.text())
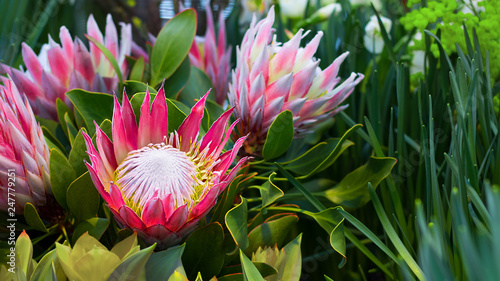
top-left (401, 0), bottom-right (500, 79)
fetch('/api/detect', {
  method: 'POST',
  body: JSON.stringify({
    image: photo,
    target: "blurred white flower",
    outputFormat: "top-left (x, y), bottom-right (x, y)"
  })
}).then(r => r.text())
top-left (280, 0), bottom-right (308, 19)
top-left (350, 0), bottom-right (382, 11)
top-left (316, 3), bottom-right (342, 18)
top-left (363, 15), bottom-right (392, 54)
top-left (409, 31), bottom-right (427, 75)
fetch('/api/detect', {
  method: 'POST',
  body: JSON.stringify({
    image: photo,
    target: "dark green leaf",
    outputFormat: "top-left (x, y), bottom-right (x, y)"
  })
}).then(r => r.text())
top-left (225, 197), bottom-right (249, 252)
top-left (66, 172), bottom-right (100, 221)
top-left (108, 244), bottom-right (155, 281)
top-left (150, 9), bottom-right (197, 86)
top-left (66, 89), bottom-right (114, 136)
top-left (23, 203), bottom-right (47, 232)
top-left (146, 244), bottom-right (187, 280)
top-left (72, 218), bottom-right (109, 243)
top-left (123, 80), bottom-right (157, 97)
top-left (239, 250), bottom-right (265, 281)
top-left (50, 148), bottom-right (77, 209)
top-left (262, 110), bottom-right (294, 160)
top-left (163, 56), bottom-right (191, 99)
top-left (68, 129), bottom-right (91, 177)
top-left (245, 214), bottom-right (298, 255)
top-left (129, 56), bottom-right (145, 81)
top-left (182, 222), bottom-right (225, 280)
top-left (324, 157), bottom-right (397, 208)
top-left (178, 66), bottom-right (214, 107)
top-left (259, 173), bottom-right (284, 208)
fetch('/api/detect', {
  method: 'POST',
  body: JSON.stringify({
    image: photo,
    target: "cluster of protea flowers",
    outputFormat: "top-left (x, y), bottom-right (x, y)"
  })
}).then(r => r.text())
top-left (189, 4), bottom-right (232, 105)
top-left (0, 14), bottom-right (132, 121)
top-left (83, 87), bottom-right (248, 249)
top-left (229, 7), bottom-right (364, 155)
top-left (0, 79), bottom-right (52, 215)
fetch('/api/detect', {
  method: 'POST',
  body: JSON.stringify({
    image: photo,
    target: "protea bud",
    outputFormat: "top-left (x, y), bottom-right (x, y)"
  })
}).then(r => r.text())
top-left (228, 6), bottom-right (364, 155)
top-left (0, 14), bottom-right (132, 120)
top-left (0, 79), bottom-right (51, 215)
top-left (83, 87), bottom-right (248, 249)
top-left (55, 232), bottom-right (143, 281)
top-left (189, 4), bottom-right (232, 105)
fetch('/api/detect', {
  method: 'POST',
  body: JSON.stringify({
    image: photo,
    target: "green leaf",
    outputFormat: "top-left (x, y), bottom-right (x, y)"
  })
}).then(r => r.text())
top-left (163, 56), bottom-right (191, 99)
top-left (245, 214), bottom-right (299, 255)
top-left (150, 8), bottom-right (197, 86)
top-left (259, 173), bottom-right (284, 208)
top-left (108, 244), bottom-right (155, 281)
top-left (85, 34), bottom-right (123, 83)
top-left (239, 250), bottom-right (265, 281)
top-left (129, 56), bottom-right (145, 81)
top-left (305, 208), bottom-right (346, 267)
top-left (146, 245), bottom-right (187, 280)
top-left (211, 172), bottom-right (252, 224)
top-left (225, 197), bottom-right (249, 252)
top-left (178, 66), bottom-right (214, 107)
top-left (65, 112), bottom-right (78, 145)
top-left (281, 233), bottom-right (303, 281)
top-left (281, 124), bottom-right (361, 178)
top-left (30, 250), bottom-right (65, 281)
top-left (68, 129), bottom-right (91, 177)
top-left (15, 231), bottom-right (33, 279)
top-left (66, 172), bottom-right (100, 221)
top-left (123, 80), bottom-right (157, 97)
top-left (56, 98), bottom-right (75, 140)
top-left (66, 89), bottom-right (114, 136)
top-left (262, 110), bottom-right (294, 160)
top-left (49, 148), bottom-right (77, 209)
top-left (72, 217), bottom-right (110, 243)
top-left (23, 203), bottom-right (48, 232)
top-left (324, 157), bottom-right (397, 208)
top-left (218, 262), bottom-right (278, 279)
top-left (182, 223), bottom-right (225, 280)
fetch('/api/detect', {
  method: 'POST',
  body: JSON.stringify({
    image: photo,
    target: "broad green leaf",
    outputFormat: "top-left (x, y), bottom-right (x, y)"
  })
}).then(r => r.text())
top-left (305, 208), bottom-right (346, 267)
top-left (129, 56), bottom-right (145, 81)
top-left (205, 99), bottom-right (225, 127)
top-left (50, 148), bottom-right (77, 209)
top-left (178, 66), bottom-right (214, 107)
top-left (218, 262), bottom-right (278, 279)
top-left (23, 203), bottom-right (47, 233)
top-left (182, 223), bottom-right (225, 280)
top-left (211, 172), bottom-right (253, 224)
top-left (108, 244), bottom-right (155, 281)
top-left (150, 9), bottom-right (196, 86)
top-left (66, 172), bottom-right (100, 221)
top-left (259, 173), bottom-right (284, 208)
top-left (86, 35), bottom-right (123, 83)
top-left (123, 80), bottom-right (157, 97)
top-left (72, 217), bottom-right (110, 243)
top-left (146, 244), bottom-right (187, 280)
top-left (163, 56), bottom-right (191, 99)
top-left (225, 197), bottom-right (249, 252)
top-left (281, 124), bottom-right (361, 178)
top-left (245, 214), bottom-right (299, 255)
top-left (324, 157), bottom-right (397, 208)
top-left (239, 250), bottom-right (265, 281)
top-left (66, 89), bottom-right (114, 135)
top-left (68, 129), bottom-right (91, 177)
top-left (262, 110), bottom-right (294, 160)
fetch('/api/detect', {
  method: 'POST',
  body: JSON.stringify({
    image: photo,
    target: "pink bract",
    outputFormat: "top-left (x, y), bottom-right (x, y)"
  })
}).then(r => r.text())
top-left (83, 87), bottom-right (248, 249)
top-left (228, 6), bottom-right (364, 155)
top-left (0, 14), bottom-right (133, 121)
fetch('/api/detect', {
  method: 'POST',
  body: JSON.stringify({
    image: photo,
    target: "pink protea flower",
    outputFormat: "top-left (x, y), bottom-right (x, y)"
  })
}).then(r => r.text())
top-left (0, 14), bottom-right (132, 121)
top-left (0, 79), bottom-right (52, 215)
top-left (189, 5), bottom-right (232, 105)
top-left (83, 87), bottom-right (248, 249)
top-left (229, 7), bottom-right (364, 155)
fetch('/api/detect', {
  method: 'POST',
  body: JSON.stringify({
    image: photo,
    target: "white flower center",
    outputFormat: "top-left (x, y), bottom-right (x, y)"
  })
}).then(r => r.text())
top-left (114, 143), bottom-right (199, 210)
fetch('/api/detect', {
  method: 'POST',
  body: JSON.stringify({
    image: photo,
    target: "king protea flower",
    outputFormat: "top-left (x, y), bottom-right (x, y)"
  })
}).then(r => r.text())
top-left (0, 14), bottom-right (132, 121)
top-left (0, 79), bottom-right (51, 214)
top-left (229, 6), bottom-right (364, 155)
top-left (83, 87), bottom-right (248, 249)
top-left (189, 5), bottom-right (232, 105)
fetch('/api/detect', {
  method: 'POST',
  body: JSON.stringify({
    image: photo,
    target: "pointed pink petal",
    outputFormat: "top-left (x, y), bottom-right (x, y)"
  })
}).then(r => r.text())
top-left (47, 45), bottom-right (71, 86)
top-left (138, 90), bottom-right (152, 147)
top-left (105, 14), bottom-right (119, 58)
top-left (112, 96), bottom-right (129, 164)
top-left (200, 108), bottom-right (234, 155)
top-left (162, 194), bottom-right (176, 219)
top-left (120, 91), bottom-right (138, 150)
top-left (177, 91), bottom-right (208, 151)
top-left (108, 183), bottom-right (125, 208)
top-left (73, 38), bottom-right (95, 85)
top-left (189, 187), bottom-right (219, 220)
top-left (266, 73), bottom-right (293, 102)
top-left (288, 61), bottom-right (319, 99)
top-left (269, 29), bottom-right (302, 82)
top-left (165, 204), bottom-right (188, 232)
top-left (95, 121), bottom-right (118, 175)
top-left (142, 197), bottom-right (165, 226)
top-left (150, 87), bottom-right (168, 143)
top-left (118, 205), bottom-right (146, 229)
top-left (59, 26), bottom-right (74, 65)
top-left (87, 14), bottom-right (104, 68)
top-left (21, 43), bottom-right (43, 85)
